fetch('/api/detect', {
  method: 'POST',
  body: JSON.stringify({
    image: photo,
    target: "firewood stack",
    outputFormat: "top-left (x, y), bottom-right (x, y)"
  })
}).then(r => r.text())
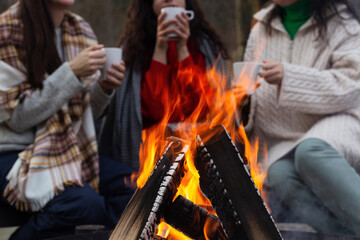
top-left (110, 125), bottom-right (283, 240)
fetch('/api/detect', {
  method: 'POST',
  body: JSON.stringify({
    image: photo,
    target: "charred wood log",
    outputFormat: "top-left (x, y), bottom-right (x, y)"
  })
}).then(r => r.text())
top-left (164, 195), bottom-right (227, 240)
top-left (195, 125), bottom-right (283, 240)
top-left (110, 140), bottom-right (189, 240)
top-left (152, 236), bottom-right (166, 240)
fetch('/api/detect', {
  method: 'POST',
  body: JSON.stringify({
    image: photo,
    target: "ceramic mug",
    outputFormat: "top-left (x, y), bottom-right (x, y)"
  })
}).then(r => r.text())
top-left (102, 47), bottom-right (122, 80)
top-left (161, 7), bottom-right (195, 38)
top-left (232, 61), bottom-right (263, 94)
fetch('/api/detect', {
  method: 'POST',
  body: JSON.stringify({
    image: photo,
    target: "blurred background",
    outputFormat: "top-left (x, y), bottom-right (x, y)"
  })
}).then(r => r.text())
top-left (0, 0), bottom-right (359, 61)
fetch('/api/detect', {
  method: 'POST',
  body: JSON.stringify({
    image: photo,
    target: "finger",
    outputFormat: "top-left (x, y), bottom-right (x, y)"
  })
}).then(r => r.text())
top-left (106, 74), bottom-right (122, 87)
top-left (159, 19), bottom-right (177, 31)
top-left (90, 49), bottom-right (106, 59)
top-left (176, 24), bottom-right (190, 36)
top-left (90, 59), bottom-right (106, 68)
top-left (176, 13), bottom-right (190, 27)
top-left (173, 28), bottom-right (187, 40)
top-left (177, 18), bottom-right (190, 34)
top-left (92, 57), bottom-right (106, 65)
top-left (108, 67), bottom-right (124, 80)
top-left (265, 74), bottom-right (281, 84)
top-left (88, 44), bottom-right (104, 51)
top-left (158, 12), bottom-right (167, 25)
top-left (262, 62), bottom-right (277, 71)
top-left (261, 69), bottom-right (279, 78)
top-left (158, 27), bottom-right (177, 38)
top-left (111, 63), bottom-right (125, 73)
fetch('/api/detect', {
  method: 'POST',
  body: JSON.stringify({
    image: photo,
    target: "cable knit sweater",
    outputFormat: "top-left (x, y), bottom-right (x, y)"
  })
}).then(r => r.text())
top-left (244, 3), bottom-right (360, 172)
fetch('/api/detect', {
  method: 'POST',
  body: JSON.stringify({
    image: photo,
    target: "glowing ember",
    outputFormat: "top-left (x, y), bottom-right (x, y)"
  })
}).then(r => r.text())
top-left (156, 221), bottom-right (193, 240)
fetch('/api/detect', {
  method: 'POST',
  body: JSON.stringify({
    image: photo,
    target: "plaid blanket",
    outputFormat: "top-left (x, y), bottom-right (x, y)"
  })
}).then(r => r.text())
top-left (0, 4), bottom-right (100, 211)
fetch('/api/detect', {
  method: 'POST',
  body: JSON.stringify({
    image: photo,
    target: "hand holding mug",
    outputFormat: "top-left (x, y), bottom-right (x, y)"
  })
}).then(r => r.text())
top-left (155, 12), bottom-right (176, 51)
top-left (174, 12), bottom-right (191, 60)
top-left (232, 62), bottom-right (263, 95)
top-left (69, 45), bottom-right (106, 78)
top-left (97, 47), bottom-right (124, 93)
top-left (154, 7), bottom-right (194, 62)
top-left (161, 7), bottom-right (194, 39)
top-left (98, 61), bottom-right (126, 93)
top-left (260, 61), bottom-right (284, 85)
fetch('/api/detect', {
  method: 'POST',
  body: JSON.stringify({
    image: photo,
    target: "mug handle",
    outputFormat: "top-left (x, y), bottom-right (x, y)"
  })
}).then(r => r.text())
top-left (185, 10), bottom-right (194, 20)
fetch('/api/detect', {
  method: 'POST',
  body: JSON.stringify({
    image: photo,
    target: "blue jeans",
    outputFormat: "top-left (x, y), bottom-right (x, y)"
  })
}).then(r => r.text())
top-left (267, 139), bottom-right (360, 235)
top-left (0, 151), bottom-right (136, 239)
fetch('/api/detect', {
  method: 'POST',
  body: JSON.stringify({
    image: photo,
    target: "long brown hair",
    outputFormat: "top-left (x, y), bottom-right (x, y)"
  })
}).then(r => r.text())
top-left (265, 0), bottom-right (360, 39)
top-left (19, 0), bottom-right (62, 89)
top-left (119, 0), bottom-right (229, 71)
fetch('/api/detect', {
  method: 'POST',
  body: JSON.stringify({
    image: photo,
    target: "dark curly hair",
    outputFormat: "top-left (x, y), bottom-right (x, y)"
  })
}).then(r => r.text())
top-left (265, 0), bottom-right (360, 38)
top-left (118, 0), bottom-right (229, 71)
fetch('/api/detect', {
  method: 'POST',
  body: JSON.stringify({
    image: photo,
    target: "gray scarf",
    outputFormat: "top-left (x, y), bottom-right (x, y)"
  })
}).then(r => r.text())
top-left (98, 35), bottom-right (229, 169)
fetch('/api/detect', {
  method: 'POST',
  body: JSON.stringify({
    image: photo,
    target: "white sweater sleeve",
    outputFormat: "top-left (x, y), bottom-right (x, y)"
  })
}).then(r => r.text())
top-left (279, 31), bottom-right (360, 114)
top-left (6, 62), bottom-right (85, 132)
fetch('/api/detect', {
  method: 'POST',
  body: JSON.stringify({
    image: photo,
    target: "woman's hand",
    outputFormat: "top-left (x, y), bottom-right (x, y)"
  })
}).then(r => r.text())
top-left (174, 12), bottom-right (191, 61)
top-left (261, 61), bottom-right (284, 85)
top-left (98, 61), bottom-right (126, 94)
top-left (153, 12), bottom-right (176, 63)
top-left (153, 11), bottom-right (191, 63)
top-left (69, 45), bottom-right (106, 78)
top-left (155, 12), bottom-right (175, 51)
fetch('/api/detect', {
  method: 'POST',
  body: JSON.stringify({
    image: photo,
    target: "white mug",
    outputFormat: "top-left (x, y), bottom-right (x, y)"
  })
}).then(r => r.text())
top-left (102, 48), bottom-right (122, 80)
top-left (232, 62), bottom-right (263, 94)
top-left (161, 7), bottom-right (195, 38)
top-left (233, 62), bottom-right (262, 95)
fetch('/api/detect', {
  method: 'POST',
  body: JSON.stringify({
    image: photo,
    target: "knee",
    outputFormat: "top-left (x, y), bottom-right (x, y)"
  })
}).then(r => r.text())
top-left (46, 186), bottom-right (108, 224)
top-left (267, 160), bottom-right (295, 193)
top-left (294, 138), bottom-right (329, 174)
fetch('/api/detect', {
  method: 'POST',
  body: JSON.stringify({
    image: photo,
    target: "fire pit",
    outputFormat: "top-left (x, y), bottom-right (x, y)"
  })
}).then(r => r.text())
top-left (109, 125), bottom-right (282, 240)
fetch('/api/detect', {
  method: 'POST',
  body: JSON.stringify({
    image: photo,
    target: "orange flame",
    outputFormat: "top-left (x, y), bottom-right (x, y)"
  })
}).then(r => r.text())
top-left (237, 125), bottom-right (267, 195)
top-left (133, 58), bottom-right (267, 239)
top-left (156, 220), bottom-right (193, 240)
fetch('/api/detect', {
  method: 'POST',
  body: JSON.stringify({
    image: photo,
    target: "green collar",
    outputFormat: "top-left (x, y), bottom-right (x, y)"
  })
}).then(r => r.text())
top-left (280, 0), bottom-right (311, 39)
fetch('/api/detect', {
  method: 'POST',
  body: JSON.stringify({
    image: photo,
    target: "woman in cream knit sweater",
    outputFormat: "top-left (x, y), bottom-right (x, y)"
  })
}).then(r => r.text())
top-left (244, 0), bottom-right (360, 235)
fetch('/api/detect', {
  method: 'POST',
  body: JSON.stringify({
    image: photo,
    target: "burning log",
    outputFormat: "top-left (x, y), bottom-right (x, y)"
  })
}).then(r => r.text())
top-left (195, 125), bottom-right (283, 240)
top-left (152, 236), bottom-right (166, 240)
top-left (163, 195), bottom-right (227, 240)
top-left (110, 140), bottom-right (189, 240)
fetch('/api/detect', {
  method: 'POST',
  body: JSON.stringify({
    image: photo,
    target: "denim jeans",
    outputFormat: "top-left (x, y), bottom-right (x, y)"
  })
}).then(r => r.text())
top-left (267, 138), bottom-right (360, 236)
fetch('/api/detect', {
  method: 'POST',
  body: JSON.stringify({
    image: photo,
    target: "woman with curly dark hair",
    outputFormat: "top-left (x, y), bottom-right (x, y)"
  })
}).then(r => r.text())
top-left (243, 0), bottom-right (360, 236)
top-left (99, 0), bottom-right (229, 169)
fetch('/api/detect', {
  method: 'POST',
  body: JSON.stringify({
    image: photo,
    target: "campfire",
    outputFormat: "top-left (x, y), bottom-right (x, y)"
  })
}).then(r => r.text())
top-left (109, 65), bottom-right (281, 240)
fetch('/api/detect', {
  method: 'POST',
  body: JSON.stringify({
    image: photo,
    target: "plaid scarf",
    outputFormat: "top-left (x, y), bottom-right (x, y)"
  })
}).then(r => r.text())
top-left (0, 4), bottom-right (100, 211)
